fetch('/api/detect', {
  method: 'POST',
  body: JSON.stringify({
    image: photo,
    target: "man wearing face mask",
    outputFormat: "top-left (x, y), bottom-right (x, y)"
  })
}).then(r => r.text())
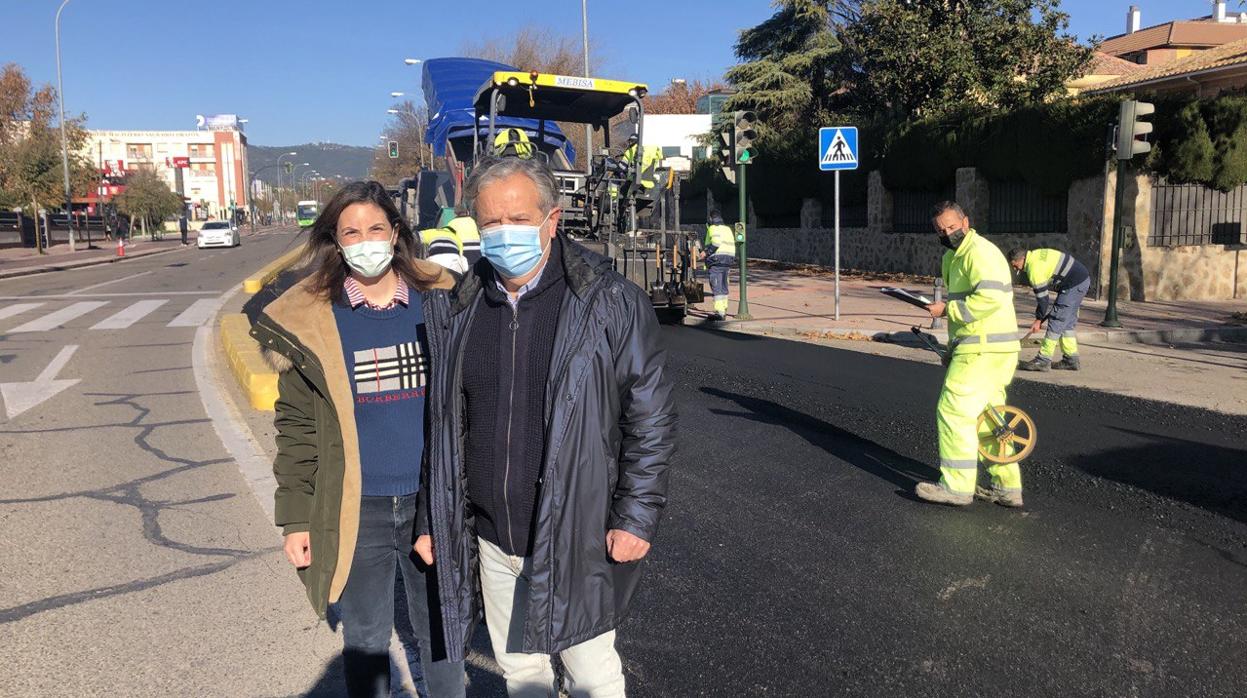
top-left (917, 201), bottom-right (1025, 508)
top-left (414, 157), bottom-right (677, 697)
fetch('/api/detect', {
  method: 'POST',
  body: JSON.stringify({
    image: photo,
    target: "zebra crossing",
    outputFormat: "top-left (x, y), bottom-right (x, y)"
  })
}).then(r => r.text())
top-left (1, 296), bottom-right (221, 334)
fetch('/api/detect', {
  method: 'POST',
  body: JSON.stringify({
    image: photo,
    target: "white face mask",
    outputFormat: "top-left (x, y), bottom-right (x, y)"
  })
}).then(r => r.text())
top-left (341, 239), bottom-right (394, 278)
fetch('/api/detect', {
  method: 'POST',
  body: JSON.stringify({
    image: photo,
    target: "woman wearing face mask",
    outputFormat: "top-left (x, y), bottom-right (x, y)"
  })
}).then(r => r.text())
top-left (250, 181), bottom-right (465, 697)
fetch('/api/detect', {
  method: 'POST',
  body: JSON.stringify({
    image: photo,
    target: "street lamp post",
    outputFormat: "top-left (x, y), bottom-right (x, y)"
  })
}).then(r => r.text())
top-left (276, 151), bottom-right (298, 224)
top-left (581, 0), bottom-right (592, 174)
top-left (55, 0), bottom-right (75, 253)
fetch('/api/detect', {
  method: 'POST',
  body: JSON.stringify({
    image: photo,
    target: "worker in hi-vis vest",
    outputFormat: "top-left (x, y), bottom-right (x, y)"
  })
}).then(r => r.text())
top-left (917, 201), bottom-right (1024, 509)
top-left (419, 225), bottom-right (468, 275)
top-left (446, 206), bottom-right (481, 266)
top-left (620, 134), bottom-right (663, 190)
top-left (1009, 247), bottom-right (1090, 372)
top-left (701, 211), bottom-right (736, 321)
top-left (493, 127), bottom-right (535, 160)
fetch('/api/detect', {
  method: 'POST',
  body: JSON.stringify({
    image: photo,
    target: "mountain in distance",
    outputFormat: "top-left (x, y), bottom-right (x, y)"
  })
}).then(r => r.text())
top-left (248, 142), bottom-right (375, 185)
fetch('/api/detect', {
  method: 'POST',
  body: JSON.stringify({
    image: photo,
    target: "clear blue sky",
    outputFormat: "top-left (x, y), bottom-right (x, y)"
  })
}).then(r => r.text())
top-left (1, 0), bottom-right (773, 147)
top-left (0, 1), bottom-right (1227, 147)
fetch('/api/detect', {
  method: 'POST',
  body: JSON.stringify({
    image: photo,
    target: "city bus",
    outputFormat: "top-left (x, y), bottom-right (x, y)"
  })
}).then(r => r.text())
top-left (296, 200), bottom-right (319, 228)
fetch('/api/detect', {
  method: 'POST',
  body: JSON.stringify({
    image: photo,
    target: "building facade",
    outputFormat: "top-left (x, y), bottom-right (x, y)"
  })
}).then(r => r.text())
top-left (81, 124), bottom-right (248, 221)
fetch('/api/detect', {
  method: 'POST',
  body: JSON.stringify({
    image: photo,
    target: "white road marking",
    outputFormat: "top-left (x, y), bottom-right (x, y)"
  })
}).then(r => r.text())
top-left (0, 292), bottom-right (218, 300)
top-left (8, 301), bottom-right (108, 333)
top-left (70, 270), bottom-right (153, 294)
top-left (167, 298), bottom-right (218, 327)
top-left (0, 303), bottom-right (45, 321)
top-left (90, 299), bottom-right (168, 330)
top-left (0, 345), bottom-right (80, 420)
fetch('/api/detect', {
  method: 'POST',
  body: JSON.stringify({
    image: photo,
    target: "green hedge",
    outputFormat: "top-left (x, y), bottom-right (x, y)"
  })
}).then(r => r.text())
top-left (683, 93), bottom-right (1247, 218)
top-left (881, 99), bottom-right (1117, 194)
top-left (1148, 94), bottom-right (1247, 191)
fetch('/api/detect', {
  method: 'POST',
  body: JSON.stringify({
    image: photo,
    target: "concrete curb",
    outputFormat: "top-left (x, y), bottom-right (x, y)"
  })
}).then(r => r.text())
top-left (220, 313), bottom-right (278, 411)
top-left (0, 244), bottom-right (185, 280)
top-left (242, 245), bottom-right (303, 294)
top-left (686, 318), bottom-right (1247, 346)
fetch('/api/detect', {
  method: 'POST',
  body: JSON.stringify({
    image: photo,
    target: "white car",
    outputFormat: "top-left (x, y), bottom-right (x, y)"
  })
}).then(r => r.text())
top-left (197, 221), bottom-right (241, 248)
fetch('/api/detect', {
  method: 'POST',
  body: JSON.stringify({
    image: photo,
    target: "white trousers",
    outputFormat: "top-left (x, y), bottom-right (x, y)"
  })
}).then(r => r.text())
top-left (477, 536), bottom-right (627, 698)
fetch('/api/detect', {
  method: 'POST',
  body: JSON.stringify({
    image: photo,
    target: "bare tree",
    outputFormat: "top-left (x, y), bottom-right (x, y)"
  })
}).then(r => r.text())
top-left (644, 79), bottom-right (729, 115)
top-left (370, 100), bottom-right (433, 186)
top-left (459, 26), bottom-right (607, 168)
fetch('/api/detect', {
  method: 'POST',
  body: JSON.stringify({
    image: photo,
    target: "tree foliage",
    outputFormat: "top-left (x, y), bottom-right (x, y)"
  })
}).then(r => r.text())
top-left (724, 1), bottom-right (848, 133)
top-left (0, 63), bottom-right (93, 211)
top-left (839, 0), bottom-right (1093, 121)
top-left (114, 168), bottom-right (182, 235)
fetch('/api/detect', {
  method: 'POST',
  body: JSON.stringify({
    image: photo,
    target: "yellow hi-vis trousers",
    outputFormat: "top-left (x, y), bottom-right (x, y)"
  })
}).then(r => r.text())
top-left (937, 351), bottom-right (1023, 495)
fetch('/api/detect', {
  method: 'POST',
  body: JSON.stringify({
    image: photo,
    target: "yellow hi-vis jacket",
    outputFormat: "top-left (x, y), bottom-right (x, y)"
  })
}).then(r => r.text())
top-left (419, 227), bottom-right (468, 274)
top-left (621, 144), bottom-right (663, 188)
top-left (446, 216), bottom-right (481, 263)
top-left (704, 223), bottom-right (736, 258)
top-left (942, 229), bottom-right (1020, 355)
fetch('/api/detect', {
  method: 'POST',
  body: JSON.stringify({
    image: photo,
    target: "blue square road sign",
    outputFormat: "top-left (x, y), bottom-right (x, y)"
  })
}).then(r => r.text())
top-left (819, 127), bottom-right (858, 171)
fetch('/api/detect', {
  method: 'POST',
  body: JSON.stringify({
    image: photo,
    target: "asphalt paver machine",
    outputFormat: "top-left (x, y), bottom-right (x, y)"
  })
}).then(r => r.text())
top-left (471, 69), bottom-right (704, 323)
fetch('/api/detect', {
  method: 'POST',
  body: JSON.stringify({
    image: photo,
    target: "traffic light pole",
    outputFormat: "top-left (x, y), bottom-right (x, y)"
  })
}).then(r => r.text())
top-left (1101, 158), bottom-right (1129, 328)
top-left (736, 161), bottom-right (751, 320)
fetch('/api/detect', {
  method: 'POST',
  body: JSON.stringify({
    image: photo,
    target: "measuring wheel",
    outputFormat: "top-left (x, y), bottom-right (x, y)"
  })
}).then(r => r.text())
top-left (977, 405), bottom-right (1037, 464)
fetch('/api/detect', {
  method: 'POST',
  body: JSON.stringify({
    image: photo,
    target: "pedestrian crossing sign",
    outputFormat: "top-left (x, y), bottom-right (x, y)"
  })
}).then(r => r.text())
top-left (819, 126), bottom-right (858, 171)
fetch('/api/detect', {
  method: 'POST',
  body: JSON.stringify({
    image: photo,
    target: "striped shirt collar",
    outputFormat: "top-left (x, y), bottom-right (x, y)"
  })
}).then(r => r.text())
top-left (344, 275), bottom-right (409, 310)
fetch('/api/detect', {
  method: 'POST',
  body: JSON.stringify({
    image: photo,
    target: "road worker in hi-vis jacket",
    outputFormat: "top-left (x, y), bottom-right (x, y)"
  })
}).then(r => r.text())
top-left (917, 201), bottom-right (1024, 509)
top-left (1009, 247), bottom-right (1090, 372)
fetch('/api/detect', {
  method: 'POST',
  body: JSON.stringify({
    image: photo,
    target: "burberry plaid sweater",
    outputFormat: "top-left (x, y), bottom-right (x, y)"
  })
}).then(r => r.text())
top-left (331, 290), bottom-right (428, 496)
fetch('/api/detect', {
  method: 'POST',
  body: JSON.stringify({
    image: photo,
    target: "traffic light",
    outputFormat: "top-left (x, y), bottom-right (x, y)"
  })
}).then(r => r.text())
top-left (733, 111), bottom-right (758, 165)
top-left (1115, 100), bottom-right (1154, 161)
top-left (388, 141), bottom-right (399, 159)
top-left (718, 128), bottom-right (736, 183)
top-left (283, 162), bottom-right (293, 174)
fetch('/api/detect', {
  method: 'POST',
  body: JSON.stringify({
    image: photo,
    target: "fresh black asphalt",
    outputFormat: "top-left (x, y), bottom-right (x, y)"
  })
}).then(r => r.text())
top-left (618, 324), bottom-right (1246, 697)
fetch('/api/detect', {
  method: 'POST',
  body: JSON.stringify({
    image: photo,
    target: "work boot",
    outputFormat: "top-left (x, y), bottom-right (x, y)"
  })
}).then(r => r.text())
top-left (975, 485), bottom-right (1024, 508)
top-left (1018, 356), bottom-right (1051, 372)
top-left (915, 482), bottom-right (973, 507)
top-left (1052, 355), bottom-right (1081, 371)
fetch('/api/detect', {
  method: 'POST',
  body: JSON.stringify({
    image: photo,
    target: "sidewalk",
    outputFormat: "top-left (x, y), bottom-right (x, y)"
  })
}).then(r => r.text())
top-left (691, 260), bottom-right (1247, 415)
top-left (0, 225), bottom-right (289, 280)
top-left (698, 261), bottom-right (1247, 346)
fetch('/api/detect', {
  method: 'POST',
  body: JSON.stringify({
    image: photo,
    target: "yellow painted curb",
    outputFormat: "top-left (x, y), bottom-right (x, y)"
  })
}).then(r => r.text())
top-left (242, 245), bottom-right (304, 295)
top-left (220, 313), bottom-right (278, 411)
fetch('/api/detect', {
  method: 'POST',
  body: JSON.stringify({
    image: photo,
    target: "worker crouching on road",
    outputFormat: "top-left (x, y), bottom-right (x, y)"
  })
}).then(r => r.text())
top-left (702, 211), bottom-right (736, 321)
top-left (1009, 247), bottom-right (1090, 372)
top-left (917, 201), bottom-right (1024, 508)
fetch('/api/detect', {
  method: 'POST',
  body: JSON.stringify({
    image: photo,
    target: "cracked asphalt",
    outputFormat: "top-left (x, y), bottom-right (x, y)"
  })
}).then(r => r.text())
top-left (3, 233), bottom-right (1245, 697)
top-left (0, 229), bottom-right (339, 697)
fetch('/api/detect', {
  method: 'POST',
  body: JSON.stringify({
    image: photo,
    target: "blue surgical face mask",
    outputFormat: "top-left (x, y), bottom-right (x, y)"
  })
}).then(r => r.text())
top-left (481, 211), bottom-right (553, 278)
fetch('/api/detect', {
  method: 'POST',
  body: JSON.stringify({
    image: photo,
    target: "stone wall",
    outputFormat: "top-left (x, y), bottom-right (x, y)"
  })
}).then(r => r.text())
top-left (743, 170), bottom-right (1107, 286)
top-left (731, 167), bottom-right (1245, 300)
top-left (1108, 173), bottom-right (1247, 301)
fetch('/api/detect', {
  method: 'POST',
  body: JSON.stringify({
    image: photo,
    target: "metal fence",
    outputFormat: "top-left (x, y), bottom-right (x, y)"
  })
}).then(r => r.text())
top-left (988, 180), bottom-right (1067, 234)
top-left (1150, 180), bottom-right (1247, 247)
top-left (892, 187), bottom-right (954, 233)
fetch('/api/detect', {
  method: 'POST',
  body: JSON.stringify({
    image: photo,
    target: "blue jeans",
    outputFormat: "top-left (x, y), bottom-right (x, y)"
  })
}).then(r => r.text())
top-left (337, 494), bottom-right (465, 698)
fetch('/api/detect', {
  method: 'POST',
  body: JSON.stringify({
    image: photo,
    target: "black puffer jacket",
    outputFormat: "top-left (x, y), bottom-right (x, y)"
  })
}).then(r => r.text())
top-left (419, 236), bottom-right (677, 660)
